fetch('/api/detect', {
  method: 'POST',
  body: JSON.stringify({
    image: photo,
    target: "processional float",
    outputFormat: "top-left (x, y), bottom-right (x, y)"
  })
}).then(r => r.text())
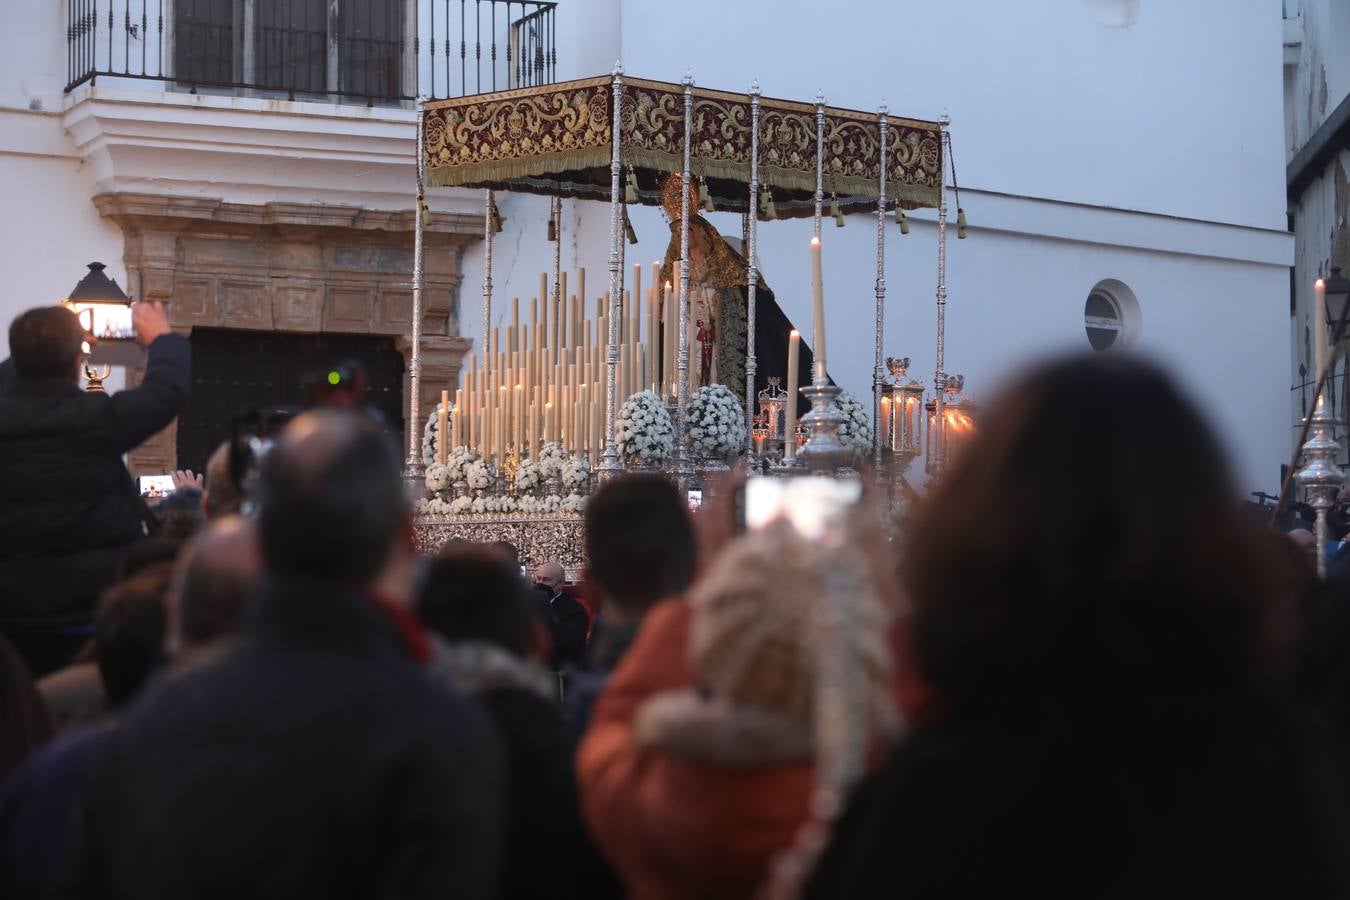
top-left (407, 65), bottom-right (968, 565)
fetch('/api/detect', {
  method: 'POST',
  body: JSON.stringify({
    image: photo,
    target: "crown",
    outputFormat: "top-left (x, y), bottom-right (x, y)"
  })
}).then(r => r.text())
top-left (662, 173), bottom-right (700, 222)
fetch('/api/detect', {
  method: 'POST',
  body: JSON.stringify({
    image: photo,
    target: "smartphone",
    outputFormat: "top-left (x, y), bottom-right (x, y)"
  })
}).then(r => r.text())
top-left (67, 302), bottom-right (135, 342)
top-left (739, 475), bottom-right (861, 539)
top-left (687, 489), bottom-right (703, 511)
top-left (138, 474), bottom-right (175, 497)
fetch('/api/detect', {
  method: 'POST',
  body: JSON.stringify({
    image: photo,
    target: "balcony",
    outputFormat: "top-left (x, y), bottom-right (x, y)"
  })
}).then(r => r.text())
top-left (65, 0), bottom-right (558, 104)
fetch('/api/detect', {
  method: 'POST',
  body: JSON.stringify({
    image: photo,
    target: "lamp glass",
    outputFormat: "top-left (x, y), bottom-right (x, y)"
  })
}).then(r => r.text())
top-left (1325, 269), bottom-right (1350, 330)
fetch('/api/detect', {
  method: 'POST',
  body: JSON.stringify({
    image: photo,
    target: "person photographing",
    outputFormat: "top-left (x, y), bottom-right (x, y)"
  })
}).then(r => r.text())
top-left (0, 300), bottom-right (190, 677)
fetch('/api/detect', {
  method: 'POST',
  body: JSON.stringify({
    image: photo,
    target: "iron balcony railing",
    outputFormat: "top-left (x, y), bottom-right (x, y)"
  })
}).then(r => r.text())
top-left (66, 0), bottom-right (558, 103)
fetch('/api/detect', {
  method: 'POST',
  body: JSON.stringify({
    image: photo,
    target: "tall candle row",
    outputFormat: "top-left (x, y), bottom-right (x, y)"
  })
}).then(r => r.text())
top-left (441, 268), bottom-right (660, 467)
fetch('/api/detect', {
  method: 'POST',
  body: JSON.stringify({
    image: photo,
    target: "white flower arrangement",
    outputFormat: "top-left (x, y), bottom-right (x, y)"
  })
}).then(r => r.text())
top-left (836, 391), bottom-right (873, 457)
top-left (424, 462), bottom-right (451, 493)
top-left (416, 496), bottom-right (453, 516)
top-left (517, 494), bottom-right (563, 514)
top-left (561, 493), bottom-right (588, 514)
top-left (561, 455), bottom-right (591, 492)
top-left (686, 384), bottom-right (747, 460)
top-left (514, 458), bottom-right (542, 493)
top-left (445, 446), bottom-right (475, 484)
top-left (536, 442), bottom-right (569, 480)
top-left (470, 494), bottom-right (515, 515)
top-left (449, 495), bottom-right (474, 516)
top-left (465, 458), bottom-right (496, 491)
top-left (616, 390), bottom-right (674, 465)
top-left (421, 402), bottom-right (450, 466)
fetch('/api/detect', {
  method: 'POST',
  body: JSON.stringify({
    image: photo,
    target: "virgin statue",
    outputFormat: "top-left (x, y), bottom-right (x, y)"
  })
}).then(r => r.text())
top-left (657, 175), bottom-right (816, 401)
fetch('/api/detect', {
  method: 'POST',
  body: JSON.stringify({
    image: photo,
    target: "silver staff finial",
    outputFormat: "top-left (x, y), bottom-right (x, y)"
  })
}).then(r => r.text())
top-left (683, 70), bottom-right (694, 86)
top-left (612, 60), bottom-right (623, 76)
top-left (750, 79), bottom-right (761, 96)
top-left (878, 100), bottom-right (888, 116)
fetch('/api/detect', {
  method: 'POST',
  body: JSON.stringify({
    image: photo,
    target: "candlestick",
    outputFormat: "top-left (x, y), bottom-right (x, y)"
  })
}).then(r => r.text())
top-left (785, 330), bottom-right (800, 461)
top-left (811, 236), bottom-right (826, 379)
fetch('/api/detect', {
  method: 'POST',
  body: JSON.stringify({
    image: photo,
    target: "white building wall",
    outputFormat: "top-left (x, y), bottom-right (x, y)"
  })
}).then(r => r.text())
top-left (0, 0), bottom-right (128, 387)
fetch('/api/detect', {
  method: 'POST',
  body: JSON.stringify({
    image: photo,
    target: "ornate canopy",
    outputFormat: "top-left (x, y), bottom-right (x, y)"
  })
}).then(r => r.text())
top-left (423, 75), bottom-right (943, 216)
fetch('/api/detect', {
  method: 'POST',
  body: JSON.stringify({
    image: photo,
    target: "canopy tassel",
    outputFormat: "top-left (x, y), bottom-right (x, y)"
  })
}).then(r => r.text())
top-left (760, 186), bottom-right (778, 220)
top-left (624, 207), bottom-right (638, 244)
top-left (699, 176), bottom-right (715, 213)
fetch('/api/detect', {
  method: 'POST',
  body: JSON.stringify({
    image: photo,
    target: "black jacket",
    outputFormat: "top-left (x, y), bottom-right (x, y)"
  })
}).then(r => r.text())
top-left (0, 335), bottom-right (190, 633)
top-left (477, 687), bottom-right (621, 900)
top-left (807, 686), bottom-right (1350, 899)
top-left (64, 576), bottom-right (507, 900)
top-left (534, 587), bottom-right (589, 669)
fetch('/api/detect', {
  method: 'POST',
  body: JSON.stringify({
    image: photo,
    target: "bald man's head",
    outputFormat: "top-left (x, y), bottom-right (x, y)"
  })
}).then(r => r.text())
top-left (170, 515), bottom-right (261, 656)
top-left (533, 561), bottom-right (565, 592)
top-left (257, 410), bottom-right (408, 585)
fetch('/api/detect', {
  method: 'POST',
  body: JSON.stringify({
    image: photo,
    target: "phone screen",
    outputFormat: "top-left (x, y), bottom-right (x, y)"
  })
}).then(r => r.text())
top-left (742, 476), bottom-right (861, 539)
top-left (138, 474), bottom-right (176, 497)
top-left (686, 490), bottom-right (703, 511)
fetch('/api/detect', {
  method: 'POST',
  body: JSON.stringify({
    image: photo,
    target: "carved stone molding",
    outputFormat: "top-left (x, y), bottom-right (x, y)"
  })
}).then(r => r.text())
top-left (95, 192), bottom-right (480, 474)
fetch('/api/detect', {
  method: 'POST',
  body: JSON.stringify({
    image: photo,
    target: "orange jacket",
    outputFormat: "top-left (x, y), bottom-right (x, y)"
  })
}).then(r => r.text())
top-left (576, 600), bottom-right (814, 900)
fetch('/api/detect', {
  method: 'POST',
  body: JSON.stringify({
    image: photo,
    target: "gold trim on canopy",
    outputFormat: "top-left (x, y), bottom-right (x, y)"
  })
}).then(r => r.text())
top-left (423, 76), bottom-right (942, 214)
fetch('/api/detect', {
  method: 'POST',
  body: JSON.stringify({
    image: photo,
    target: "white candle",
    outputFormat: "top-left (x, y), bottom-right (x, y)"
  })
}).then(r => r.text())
top-left (1316, 277), bottom-right (1328, 380)
top-left (811, 236), bottom-right (826, 379)
top-left (437, 390), bottom-right (449, 464)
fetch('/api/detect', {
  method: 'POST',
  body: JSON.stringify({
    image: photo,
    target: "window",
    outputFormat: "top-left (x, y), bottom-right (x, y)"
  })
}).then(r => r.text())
top-left (1084, 279), bottom-right (1141, 352)
top-left (1085, 291), bottom-right (1123, 351)
top-left (173, 0), bottom-right (406, 98)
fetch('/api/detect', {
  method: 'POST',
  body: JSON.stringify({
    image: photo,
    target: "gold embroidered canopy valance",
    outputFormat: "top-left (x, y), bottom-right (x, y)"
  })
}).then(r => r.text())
top-left (423, 75), bottom-right (943, 216)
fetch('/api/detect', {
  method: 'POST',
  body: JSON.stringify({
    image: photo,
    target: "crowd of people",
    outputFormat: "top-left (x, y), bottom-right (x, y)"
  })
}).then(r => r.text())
top-left (2, 302), bottom-right (1350, 898)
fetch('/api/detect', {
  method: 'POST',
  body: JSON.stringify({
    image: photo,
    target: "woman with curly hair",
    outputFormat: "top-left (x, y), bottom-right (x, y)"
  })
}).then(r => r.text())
top-left (808, 354), bottom-right (1350, 899)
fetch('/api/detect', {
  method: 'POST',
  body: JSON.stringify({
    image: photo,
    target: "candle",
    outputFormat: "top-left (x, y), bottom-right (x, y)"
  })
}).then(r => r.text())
top-left (514, 384), bottom-right (524, 450)
top-left (663, 282), bottom-right (675, 398)
top-left (629, 286), bottom-right (640, 354)
top-left (495, 401), bottom-right (505, 462)
top-left (437, 390), bottom-right (449, 464)
top-left (544, 402), bottom-right (553, 448)
top-left (578, 384), bottom-right (589, 452)
top-left (645, 285), bottom-right (656, 389)
top-left (785, 330), bottom-right (800, 461)
top-left (529, 391), bottom-right (539, 455)
top-left (811, 237), bottom-right (826, 379)
top-left (578, 268), bottom-right (586, 316)
top-left (455, 388), bottom-right (465, 447)
top-left (1316, 277), bottom-right (1328, 381)
top-left (633, 263), bottom-right (642, 337)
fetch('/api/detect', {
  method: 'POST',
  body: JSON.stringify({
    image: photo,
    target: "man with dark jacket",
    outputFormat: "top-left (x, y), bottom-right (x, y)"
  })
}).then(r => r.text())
top-left (565, 475), bottom-right (696, 736)
top-left (420, 547), bottom-right (620, 900)
top-left (65, 410), bottom-right (506, 900)
top-left (532, 560), bottom-right (590, 669)
top-left (0, 303), bottom-right (189, 676)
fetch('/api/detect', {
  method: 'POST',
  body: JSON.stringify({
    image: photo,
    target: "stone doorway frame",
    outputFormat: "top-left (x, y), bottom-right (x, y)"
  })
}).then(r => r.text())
top-left (95, 192), bottom-right (479, 475)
